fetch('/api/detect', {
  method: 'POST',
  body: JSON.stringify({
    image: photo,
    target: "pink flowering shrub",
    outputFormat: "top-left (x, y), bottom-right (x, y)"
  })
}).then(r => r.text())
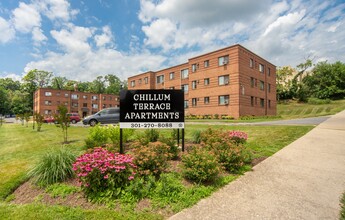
top-left (73, 147), bottom-right (136, 198)
top-left (228, 130), bottom-right (248, 144)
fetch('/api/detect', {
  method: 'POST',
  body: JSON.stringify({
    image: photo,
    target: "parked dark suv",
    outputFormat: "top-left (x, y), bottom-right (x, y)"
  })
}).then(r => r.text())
top-left (82, 107), bottom-right (120, 126)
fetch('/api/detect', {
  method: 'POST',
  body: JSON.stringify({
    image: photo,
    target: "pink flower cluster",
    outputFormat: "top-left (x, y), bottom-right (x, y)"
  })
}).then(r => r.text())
top-left (228, 130), bottom-right (248, 142)
top-left (73, 147), bottom-right (136, 185)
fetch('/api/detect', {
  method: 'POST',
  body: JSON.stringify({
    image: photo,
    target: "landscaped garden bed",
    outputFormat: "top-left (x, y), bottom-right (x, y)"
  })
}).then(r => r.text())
top-left (0, 123), bottom-right (313, 219)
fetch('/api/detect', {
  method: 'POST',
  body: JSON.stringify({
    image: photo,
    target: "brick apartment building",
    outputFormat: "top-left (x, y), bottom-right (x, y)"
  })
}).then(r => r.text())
top-left (33, 88), bottom-right (120, 118)
top-left (128, 44), bottom-right (276, 119)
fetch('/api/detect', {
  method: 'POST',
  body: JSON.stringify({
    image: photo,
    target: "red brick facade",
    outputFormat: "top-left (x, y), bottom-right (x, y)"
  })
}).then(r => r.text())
top-left (33, 88), bottom-right (120, 118)
top-left (128, 44), bottom-right (276, 119)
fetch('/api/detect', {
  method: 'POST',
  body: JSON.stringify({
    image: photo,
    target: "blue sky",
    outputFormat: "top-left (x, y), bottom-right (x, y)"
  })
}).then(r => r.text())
top-left (0, 0), bottom-right (344, 82)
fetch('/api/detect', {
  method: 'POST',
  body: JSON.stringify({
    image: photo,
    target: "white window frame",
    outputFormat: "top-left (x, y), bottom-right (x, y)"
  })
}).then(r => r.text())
top-left (181, 69), bottom-right (189, 79)
top-left (45, 92), bottom-right (52, 96)
top-left (219, 95), bottom-right (229, 105)
top-left (218, 56), bottom-right (229, 66)
top-left (156, 75), bottom-right (164, 84)
top-left (218, 75), bottom-right (229, 85)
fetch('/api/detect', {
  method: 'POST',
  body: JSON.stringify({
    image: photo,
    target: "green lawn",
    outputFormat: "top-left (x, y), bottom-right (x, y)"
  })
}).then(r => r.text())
top-left (0, 122), bottom-right (313, 219)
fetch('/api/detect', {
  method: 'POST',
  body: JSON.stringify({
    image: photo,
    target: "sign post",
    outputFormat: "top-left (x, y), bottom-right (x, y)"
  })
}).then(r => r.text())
top-left (120, 90), bottom-right (185, 152)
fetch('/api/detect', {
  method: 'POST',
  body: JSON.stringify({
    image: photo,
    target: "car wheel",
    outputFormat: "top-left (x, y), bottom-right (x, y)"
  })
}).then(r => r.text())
top-left (71, 119), bottom-right (76, 124)
top-left (89, 119), bottom-right (97, 127)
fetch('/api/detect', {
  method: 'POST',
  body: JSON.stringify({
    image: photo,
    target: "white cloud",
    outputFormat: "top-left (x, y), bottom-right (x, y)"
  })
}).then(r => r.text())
top-left (50, 25), bottom-right (94, 54)
top-left (12, 2), bottom-right (41, 33)
top-left (0, 17), bottom-right (15, 43)
top-left (32, 27), bottom-right (47, 43)
top-left (24, 48), bottom-right (166, 81)
top-left (33, 0), bottom-right (78, 22)
top-left (94, 26), bottom-right (114, 47)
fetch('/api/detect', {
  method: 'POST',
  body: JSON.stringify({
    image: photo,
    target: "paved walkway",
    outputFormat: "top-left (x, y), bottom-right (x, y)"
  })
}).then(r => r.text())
top-left (170, 110), bottom-right (345, 220)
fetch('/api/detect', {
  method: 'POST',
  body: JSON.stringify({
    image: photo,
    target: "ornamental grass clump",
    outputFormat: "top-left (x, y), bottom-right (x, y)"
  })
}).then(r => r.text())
top-left (228, 130), bottom-right (248, 144)
top-left (73, 147), bottom-right (136, 199)
top-left (29, 147), bottom-right (76, 186)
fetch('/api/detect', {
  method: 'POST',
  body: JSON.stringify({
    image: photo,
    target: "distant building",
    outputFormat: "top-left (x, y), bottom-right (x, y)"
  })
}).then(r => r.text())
top-left (128, 44), bottom-right (276, 119)
top-left (33, 88), bottom-right (119, 118)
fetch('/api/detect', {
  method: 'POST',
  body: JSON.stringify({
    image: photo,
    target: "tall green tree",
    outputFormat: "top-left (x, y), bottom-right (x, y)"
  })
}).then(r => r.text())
top-left (105, 74), bottom-right (122, 95)
top-left (51, 76), bottom-right (68, 90)
top-left (0, 87), bottom-right (11, 115)
top-left (276, 66), bottom-right (294, 100)
top-left (291, 59), bottom-right (313, 102)
top-left (0, 78), bottom-right (21, 91)
top-left (303, 61), bottom-right (345, 99)
top-left (91, 76), bottom-right (106, 93)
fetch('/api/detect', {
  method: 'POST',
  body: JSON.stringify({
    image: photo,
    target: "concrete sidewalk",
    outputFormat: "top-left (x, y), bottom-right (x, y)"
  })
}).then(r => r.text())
top-left (170, 110), bottom-right (345, 220)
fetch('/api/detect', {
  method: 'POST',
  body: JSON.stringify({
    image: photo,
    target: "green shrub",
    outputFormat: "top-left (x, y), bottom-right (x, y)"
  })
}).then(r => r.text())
top-left (152, 173), bottom-right (184, 203)
top-left (85, 124), bottom-right (108, 148)
top-left (201, 128), bottom-right (250, 173)
top-left (181, 146), bottom-right (221, 183)
top-left (122, 175), bottom-right (156, 202)
top-left (28, 147), bottom-right (76, 186)
top-left (145, 129), bottom-right (160, 142)
top-left (191, 130), bottom-right (202, 144)
top-left (159, 136), bottom-right (179, 160)
top-left (307, 97), bottom-right (331, 105)
top-left (131, 142), bottom-right (172, 177)
top-left (45, 183), bottom-right (80, 198)
top-left (107, 125), bottom-right (134, 150)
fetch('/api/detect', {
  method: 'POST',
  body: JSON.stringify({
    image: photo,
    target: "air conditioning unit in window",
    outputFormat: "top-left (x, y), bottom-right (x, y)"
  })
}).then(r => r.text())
top-left (224, 100), bottom-right (229, 105)
top-left (223, 60), bottom-right (228, 65)
top-left (224, 80), bottom-right (229, 85)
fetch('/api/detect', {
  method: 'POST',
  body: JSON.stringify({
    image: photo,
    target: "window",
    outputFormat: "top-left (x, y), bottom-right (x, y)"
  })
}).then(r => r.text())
top-left (156, 75), bottom-right (164, 84)
top-left (260, 98), bottom-right (265, 108)
top-left (255, 97), bottom-right (257, 105)
top-left (72, 102), bottom-right (78, 107)
top-left (259, 64), bottom-right (264, 73)
top-left (192, 64), bottom-right (197, 72)
top-left (71, 94), bottom-right (78, 99)
top-left (138, 79), bottom-right (142, 84)
top-left (204, 78), bottom-right (210, 85)
top-left (44, 100), bottom-right (52, 105)
top-left (268, 68), bottom-right (271, 76)
top-left (45, 92), bottom-right (52, 96)
top-left (44, 110), bottom-right (52, 115)
top-left (260, 81), bottom-right (265, 91)
top-left (181, 84), bottom-right (189, 93)
top-left (109, 96), bottom-right (112, 100)
top-left (204, 97), bottom-right (210, 104)
top-left (218, 55), bottom-right (229, 66)
top-left (102, 104), bottom-right (106, 108)
top-left (102, 96), bottom-right (106, 100)
top-left (109, 104), bottom-right (112, 107)
top-left (64, 102), bottom-right (68, 106)
top-left (169, 72), bottom-right (174, 80)
top-left (250, 77), bottom-right (255, 87)
top-left (204, 60), bottom-right (209, 68)
top-left (144, 77), bottom-right (148, 84)
top-left (268, 84), bottom-right (271, 93)
top-left (181, 69), bottom-right (189, 79)
top-left (92, 95), bottom-right (98, 100)
top-left (130, 80), bottom-right (135, 87)
top-left (65, 93), bottom-right (69, 97)
top-left (83, 103), bottom-right (87, 107)
top-left (219, 95), bottom-right (229, 105)
top-left (250, 58), bottom-right (254, 68)
top-left (169, 86), bottom-right (175, 90)
top-left (218, 75), bottom-right (229, 85)
top-left (92, 104), bottom-right (98, 109)
top-left (251, 96), bottom-right (254, 107)
top-left (192, 80), bottom-right (197, 89)
top-left (184, 100), bottom-right (189, 109)
top-left (83, 95), bottom-right (87, 99)
top-left (192, 98), bottom-right (197, 107)
top-left (56, 92), bottom-right (60, 96)
top-left (268, 100), bottom-right (271, 108)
